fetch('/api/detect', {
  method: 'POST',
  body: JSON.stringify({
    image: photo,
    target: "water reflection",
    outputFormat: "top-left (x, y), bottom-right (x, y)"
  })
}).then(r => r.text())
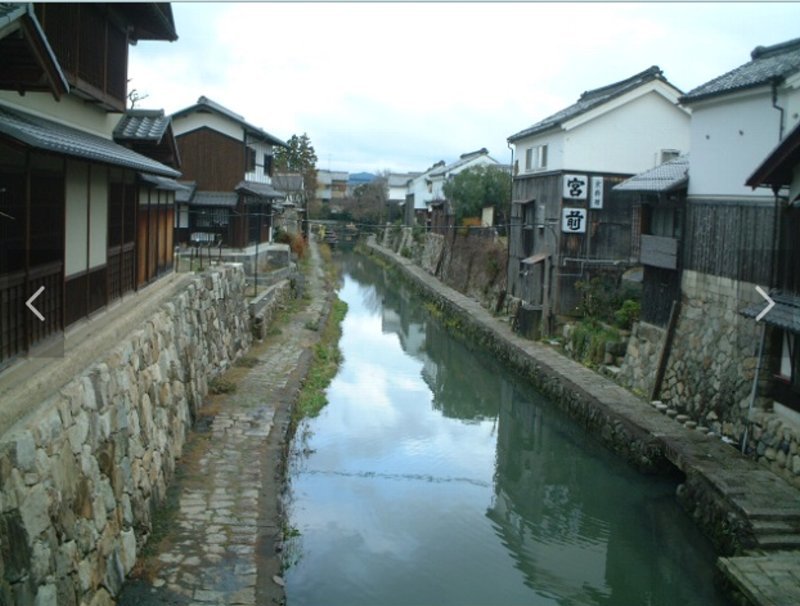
top-left (285, 254), bottom-right (727, 606)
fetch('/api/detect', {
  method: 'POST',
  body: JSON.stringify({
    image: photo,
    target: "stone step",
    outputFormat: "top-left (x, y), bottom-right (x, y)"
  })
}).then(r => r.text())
top-left (741, 506), bottom-right (800, 522)
top-left (752, 519), bottom-right (800, 534)
top-left (755, 533), bottom-right (800, 550)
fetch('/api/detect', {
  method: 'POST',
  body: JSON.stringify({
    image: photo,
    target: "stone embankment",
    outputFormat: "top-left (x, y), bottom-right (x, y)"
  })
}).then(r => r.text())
top-left (0, 264), bottom-right (290, 606)
top-left (118, 239), bottom-right (330, 606)
top-left (367, 236), bottom-right (800, 606)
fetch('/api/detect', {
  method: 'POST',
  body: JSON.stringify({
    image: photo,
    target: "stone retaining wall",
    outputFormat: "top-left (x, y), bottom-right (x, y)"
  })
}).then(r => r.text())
top-left (660, 271), bottom-right (762, 429)
top-left (381, 227), bottom-right (507, 313)
top-left (618, 269), bottom-right (800, 488)
top-left (618, 321), bottom-right (667, 397)
top-left (249, 279), bottom-right (294, 340)
top-left (0, 265), bottom-right (252, 606)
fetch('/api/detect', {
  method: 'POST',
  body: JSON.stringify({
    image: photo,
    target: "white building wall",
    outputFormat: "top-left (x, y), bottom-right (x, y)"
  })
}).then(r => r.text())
top-left (688, 88), bottom-right (800, 198)
top-left (64, 160), bottom-right (89, 277)
top-left (0, 93), bottom-right (120, 138)
top-left (171, 111), bottom-right (243, 141)
top-left (513, 131), bottom-right (565, 175)
top-left (244, 140), bottom-right (273, 184)
top-left (410, 173), bottom-right (433, 209)
top-left (563, 92), bottom-right (690, 174)
top-left (89, 168), bottom-right (108, 270)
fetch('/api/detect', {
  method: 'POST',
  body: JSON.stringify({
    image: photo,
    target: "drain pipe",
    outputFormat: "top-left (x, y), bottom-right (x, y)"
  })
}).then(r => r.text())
top-left (772, 80), bottom-right (786, 140)
top-left (742, 321), bottom-right (767, 455)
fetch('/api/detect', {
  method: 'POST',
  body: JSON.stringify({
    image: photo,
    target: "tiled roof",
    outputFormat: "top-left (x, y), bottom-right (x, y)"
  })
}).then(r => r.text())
top-left (272, 174), bottom-right (304, 191)
top-left (138, 172), bottom-right (189, 192)
top-left (682, 37), bottom-right (800, 103)
top-left (235, 180), bottom-right (285, 199)
top-left (509, 66), bottom-right (670, 142)
top-left (172, 96), bottom-right (287, 148)
top-left (190, 191), bottom-right (238, 207)
top-left (429, 148), bottom-right (498, 177)
top-left (613, 155), bottom-right (689, 193)
top-left (741, 292), bottom-right (800, 334)
top-left (0, 103), bottom-right (180, 177)
top-left (175, 181), bottom-right (196, 203)
top-left (114, 110), bottom-right (172, 142)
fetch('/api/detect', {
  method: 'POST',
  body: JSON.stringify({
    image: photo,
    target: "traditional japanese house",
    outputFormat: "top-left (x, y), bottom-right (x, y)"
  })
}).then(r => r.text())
top-left (171, 96), bottom-right (287, 248)
top-left (0, 3), bottom-right (180, 368)
top-left (743, 120), bottom-right (800, 415)
top-left (613, 155), bottom-right (689, 327)
top-left (506, 66), bottom-right (690, 335)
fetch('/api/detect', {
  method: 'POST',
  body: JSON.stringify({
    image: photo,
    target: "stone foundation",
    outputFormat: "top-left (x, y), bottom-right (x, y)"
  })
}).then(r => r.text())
top-left (618, 321), bottom-right (667, 397)
top-left (619, 269), bottom-right (800, 487)
top-left (660, 270), bottom-right (762, 428)
top-left (0, 265), bottom-right (252, 605)
top-left (381, 227), bottom-right (507, 312)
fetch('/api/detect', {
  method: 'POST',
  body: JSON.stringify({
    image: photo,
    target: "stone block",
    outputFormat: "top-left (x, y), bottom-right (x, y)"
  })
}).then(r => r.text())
top-left (21, 484), bottom-right (51, 541)
top-left (14, 431), bottom-right (37, 472)
top-left (34, 583), bottom-right (56, 606)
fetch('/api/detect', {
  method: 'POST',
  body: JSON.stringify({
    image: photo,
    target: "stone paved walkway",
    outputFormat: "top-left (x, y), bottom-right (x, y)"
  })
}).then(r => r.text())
top-left (119, 240), bottom-right (329, 606)
top-left (719, 552), bottom-right (800, 606)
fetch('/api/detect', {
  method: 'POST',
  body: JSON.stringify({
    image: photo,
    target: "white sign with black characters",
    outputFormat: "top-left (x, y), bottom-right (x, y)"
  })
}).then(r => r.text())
top-left (590, 176), bottom-right (604, 209)
top-left (563, 174), bottom-right (588, 200)
top-left (562, 207), bottom-right (587, 233)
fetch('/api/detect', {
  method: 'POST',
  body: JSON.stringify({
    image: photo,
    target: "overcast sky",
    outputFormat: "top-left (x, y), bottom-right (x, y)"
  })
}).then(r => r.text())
top-left (129, 2), bottom-right (800, 175)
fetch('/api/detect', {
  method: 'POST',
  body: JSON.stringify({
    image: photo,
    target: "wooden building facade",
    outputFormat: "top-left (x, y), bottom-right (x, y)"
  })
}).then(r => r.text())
top-left (171, 97), bottom-right (287, 249)
top-left (509, 172), bottom-right (632, 324)
top-left (0, 3), bottom-right (180, 368)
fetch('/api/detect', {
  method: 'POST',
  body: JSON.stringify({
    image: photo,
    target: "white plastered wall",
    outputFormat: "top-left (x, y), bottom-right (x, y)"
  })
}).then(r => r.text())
top-left (89, 167), bottom-right (107, 269)
top-left (64, 160), bottom-right (89, 277)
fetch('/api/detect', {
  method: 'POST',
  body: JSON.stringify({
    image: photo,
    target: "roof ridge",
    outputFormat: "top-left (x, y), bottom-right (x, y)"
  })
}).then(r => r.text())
top-left (123, 108), bottom-right (166, 117)
top-left (751, 36), bottom-right (800, 60)
top-left (580, 65), bottom-right (662, 101)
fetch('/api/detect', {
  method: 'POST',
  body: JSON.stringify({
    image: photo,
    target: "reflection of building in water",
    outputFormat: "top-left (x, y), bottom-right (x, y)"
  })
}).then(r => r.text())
top-left (489, 385), bottom-right (611, 602)
top-left (488, 388), bottom-right (720, 605)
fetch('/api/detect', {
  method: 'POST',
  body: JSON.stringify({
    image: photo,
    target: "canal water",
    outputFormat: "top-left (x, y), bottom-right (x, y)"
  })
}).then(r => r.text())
top-left (284, 255), bottom-right (729, 606)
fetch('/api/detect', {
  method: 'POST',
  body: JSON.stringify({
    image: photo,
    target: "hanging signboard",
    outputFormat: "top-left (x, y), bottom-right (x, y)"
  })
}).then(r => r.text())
top-left (563, 174), bottom-right (588, 200)
top-left (562, 207), bottom-right (587, 233)
top-left (590, 176), bottom-right (604, 209)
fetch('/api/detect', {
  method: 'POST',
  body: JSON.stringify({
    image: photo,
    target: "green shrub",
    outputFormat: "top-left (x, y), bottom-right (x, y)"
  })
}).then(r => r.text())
top-left (614, 299), bottom-right (640, 329)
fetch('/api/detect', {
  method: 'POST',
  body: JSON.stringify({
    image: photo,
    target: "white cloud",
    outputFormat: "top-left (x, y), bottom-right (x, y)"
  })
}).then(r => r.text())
top-left (129, 2), bottom-right (800, 173)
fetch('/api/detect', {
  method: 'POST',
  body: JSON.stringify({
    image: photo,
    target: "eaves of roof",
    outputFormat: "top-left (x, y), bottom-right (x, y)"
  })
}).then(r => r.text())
top-left (0, 3), bottom-right (69, 100)
top-left (235, 180), bottom-right (285, 200)
top-left (190, 191), bottom-right (238, 208)
top-left (681, 37), bottom-right (800, 104)
top-left (508, 66), bottom-right (670, 143)
top-left (0, 103), bottom-right (180, 178)
top-left (172, 96), bottom-right (287, 148)
top-left (746, 120), bottom-right (800, 190)
top-left (741, 292), bottom-right (800, 333)
top-left (613, 155), bottom-right (690, 193)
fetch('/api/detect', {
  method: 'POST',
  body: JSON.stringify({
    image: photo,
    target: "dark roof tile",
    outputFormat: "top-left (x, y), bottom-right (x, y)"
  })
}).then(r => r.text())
top-left (509, 66), bottom-right (672, 142)
top-left (0, 103), bottom-right (179, 177)
top-left (613, 155), bottom-right (689, 193)
top-left (114, 110), bottom-right (171, 142)
top-left (682, 37), bottom-right (800, 103)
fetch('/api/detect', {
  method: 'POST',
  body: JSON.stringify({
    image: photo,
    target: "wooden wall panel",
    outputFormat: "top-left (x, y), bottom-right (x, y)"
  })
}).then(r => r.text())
top-left (176, 128), bottom-right (244, 191)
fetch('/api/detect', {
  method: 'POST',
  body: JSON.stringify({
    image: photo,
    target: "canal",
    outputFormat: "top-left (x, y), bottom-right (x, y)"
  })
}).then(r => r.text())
top-left (283, 255), bottom-right (729, 606)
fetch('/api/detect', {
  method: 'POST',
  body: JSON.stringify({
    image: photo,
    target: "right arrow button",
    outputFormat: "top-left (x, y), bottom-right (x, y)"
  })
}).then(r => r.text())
top-left (755, 285), bottom-right (775, 322)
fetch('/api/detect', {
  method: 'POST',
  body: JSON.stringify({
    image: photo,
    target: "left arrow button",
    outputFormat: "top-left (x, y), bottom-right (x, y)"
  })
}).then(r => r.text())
top-left (26, 286), bottom-right (45, 322)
